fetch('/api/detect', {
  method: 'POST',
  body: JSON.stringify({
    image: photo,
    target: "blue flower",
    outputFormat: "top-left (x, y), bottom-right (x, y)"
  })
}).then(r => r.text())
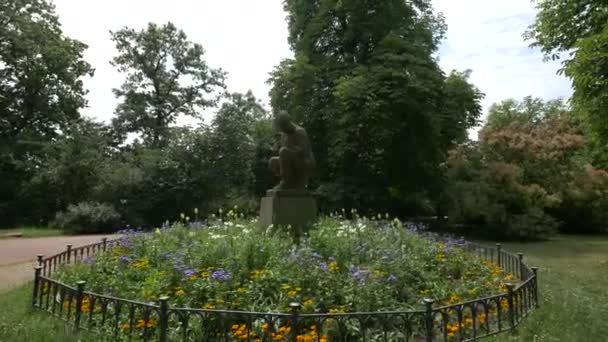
top-left (211, 268), bottom-right (232, 281)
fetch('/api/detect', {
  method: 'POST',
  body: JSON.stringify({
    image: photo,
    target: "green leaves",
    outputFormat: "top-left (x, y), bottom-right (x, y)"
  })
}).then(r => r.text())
top-left (270, 0), bottom-right (482, 214)
top-left (110, 22), bottom-right (226, 148)
top-left (526, 0), bottom-right (608, 143)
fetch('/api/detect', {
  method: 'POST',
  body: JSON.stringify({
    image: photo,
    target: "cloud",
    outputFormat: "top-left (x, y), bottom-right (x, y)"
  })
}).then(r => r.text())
top-left (432, 0), bottom-right (572, 137)
top-left (52, 0), bottom-right (572, 136)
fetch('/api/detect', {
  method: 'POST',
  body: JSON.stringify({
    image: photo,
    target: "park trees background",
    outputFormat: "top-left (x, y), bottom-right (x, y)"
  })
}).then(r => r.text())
top-left (1, 0), bottom-right (607, 239)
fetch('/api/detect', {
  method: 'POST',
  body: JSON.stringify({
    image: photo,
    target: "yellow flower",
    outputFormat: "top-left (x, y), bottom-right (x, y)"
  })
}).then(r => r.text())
top-left (201, 271), bottom-right (210, 278)
top-left (278, 326), bottom-right (291, 333)
top-left (188, 274), bottom-right (198, 281)
top-left (419, 289), bottom-right (430, 295)
top-left (303, 298), bottom-right (313, 306)
top-left (204, 304), bottom-right (216, 309)
top-left (143, 289), bottom-right (154, 297)
top-left (280, 284), bottom-right (291, 290)
top-left (133, 258), bottom-right (149, 269)
top-left (435, 253), bottom-right (446, 262)
top-left (174, 288), bottom-right (185, 297)
top-left (288, 290), bottom-right (298, 297)
top-left (122, 323), bottom-right (131, 331)
top-left (261, 323), bottom-right (269, 331)
top-left (135, 318), bottom-right (155, 329)
top-left (505, 273), bottom-right (514, 280)
top-left (328, 261), bottom-right (339, 272)
top-left (446, 294), bottom-right (461, 304)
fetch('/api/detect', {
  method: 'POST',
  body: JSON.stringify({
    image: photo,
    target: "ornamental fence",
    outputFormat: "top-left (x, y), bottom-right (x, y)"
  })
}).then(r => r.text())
top-left (31, 238), bottom-right (538, 342)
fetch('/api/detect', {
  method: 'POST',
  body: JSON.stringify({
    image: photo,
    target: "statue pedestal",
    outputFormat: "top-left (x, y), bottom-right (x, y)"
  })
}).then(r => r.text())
top-left (259, 190), bottom-right (317, 230)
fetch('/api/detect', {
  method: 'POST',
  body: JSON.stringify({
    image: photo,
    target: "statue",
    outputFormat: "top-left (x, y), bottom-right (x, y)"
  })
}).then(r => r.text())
top-left (259, 111), bottom-right (317, 234)
top-left (268, 111), bottom-right (315, 192)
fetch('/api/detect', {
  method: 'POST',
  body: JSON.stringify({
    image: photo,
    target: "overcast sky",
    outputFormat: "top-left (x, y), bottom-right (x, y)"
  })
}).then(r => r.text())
top-left (52, 0), bottom-right (572, 137)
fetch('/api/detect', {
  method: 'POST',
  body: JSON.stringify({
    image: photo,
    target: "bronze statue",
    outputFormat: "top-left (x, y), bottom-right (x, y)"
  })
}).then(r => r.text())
top-left (268, 111), bottom-right (315, 192)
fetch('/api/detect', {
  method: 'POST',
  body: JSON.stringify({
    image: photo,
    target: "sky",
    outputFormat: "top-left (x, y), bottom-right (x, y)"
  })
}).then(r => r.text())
top-left (52, 0), bottom-right (572, 138)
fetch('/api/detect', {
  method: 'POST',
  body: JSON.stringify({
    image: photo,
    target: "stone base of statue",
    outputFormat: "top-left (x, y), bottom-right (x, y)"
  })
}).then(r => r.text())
top-left (259, 190), bottom-right (317, 232)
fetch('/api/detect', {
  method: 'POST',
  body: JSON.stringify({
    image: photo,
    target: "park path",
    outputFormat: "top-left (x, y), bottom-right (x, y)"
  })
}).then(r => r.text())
top-left (0, 235), bottom-right (115, 293)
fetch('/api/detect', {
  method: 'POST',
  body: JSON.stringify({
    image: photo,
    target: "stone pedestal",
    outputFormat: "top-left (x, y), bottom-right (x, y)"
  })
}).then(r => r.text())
top-left (259, 190), bottom-right (317, 230)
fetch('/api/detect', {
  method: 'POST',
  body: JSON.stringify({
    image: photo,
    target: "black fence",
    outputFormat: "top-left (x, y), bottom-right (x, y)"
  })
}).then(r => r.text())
top-left (32, 239), bottom-right (538, 341)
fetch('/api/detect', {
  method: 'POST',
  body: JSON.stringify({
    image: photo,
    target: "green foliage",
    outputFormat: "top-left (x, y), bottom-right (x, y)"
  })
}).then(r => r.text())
top-left (110, 22), bottom-right (226, 147)
top-left (442, 143), bottom-right (558, 240)
top-left (0, 0), bottom-right (93, 226)
top-left (443, 97), bottom-right (608, 238)
top-left (526, 0), bottom-right (608, 143)
top-left (53, 202), bottom-right (121, 234)
top-left (269, 0), bottom-right (483, 214)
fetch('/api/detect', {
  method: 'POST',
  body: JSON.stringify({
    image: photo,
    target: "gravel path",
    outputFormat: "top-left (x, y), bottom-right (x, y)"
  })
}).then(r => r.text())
top-left (0, 235), bottom-right (115, 293)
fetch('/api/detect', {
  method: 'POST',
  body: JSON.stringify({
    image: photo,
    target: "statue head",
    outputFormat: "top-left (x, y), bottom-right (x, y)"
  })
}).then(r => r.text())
top-left (274, 110), bottom-right (295, 134)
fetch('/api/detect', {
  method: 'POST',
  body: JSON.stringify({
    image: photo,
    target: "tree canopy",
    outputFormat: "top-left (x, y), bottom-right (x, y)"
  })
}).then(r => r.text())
top-left (110, 22), bottom-right (226, 147)
top-left (270, 0), bottom-right (483, 213)
top-left (526, 0), bottom-right (608, 143)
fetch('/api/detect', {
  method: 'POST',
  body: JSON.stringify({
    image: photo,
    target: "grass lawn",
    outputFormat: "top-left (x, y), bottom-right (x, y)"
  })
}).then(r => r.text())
top-left (1, 234), bottom-right (606, 341)
top-left (0, 227), bottom-right (63, 239)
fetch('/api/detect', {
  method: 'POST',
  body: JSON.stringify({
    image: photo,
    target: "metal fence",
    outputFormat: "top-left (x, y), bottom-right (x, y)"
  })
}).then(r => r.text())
top-left (32, 239), bottom-right (538, 341)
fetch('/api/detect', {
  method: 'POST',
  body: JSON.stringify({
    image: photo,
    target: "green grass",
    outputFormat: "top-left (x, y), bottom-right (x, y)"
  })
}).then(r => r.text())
top-left (0, 227), bottom-right (63, 239)
top-left (1, 234), bottom-right (607, 341)
top-left (0, 285), bottom-right (95, 342)
top-left (489, 235), bottom-right (608, 342)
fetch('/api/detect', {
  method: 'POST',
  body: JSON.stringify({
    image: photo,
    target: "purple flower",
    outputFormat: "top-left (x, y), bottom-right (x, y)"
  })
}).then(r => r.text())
top-left (211, 268), bottom-right (232, 281)
top-left (312, 252), bottom-right (321, 259)
top-left (348, 264), bottom-right (371, 284)
top-left (387, 274), bottom-right (397, 282)
top-left (118, 256), bottom-right (131, 264)
top-left (184, 269), bottom-right (197, 277)
top-left (319, 262), bottom-right (328, 271)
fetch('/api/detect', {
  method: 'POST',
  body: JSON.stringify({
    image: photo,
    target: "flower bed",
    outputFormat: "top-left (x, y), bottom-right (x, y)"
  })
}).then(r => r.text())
top-left (38, 213), bottom-right (533, 341)
top-left (56, 215), bottom-right (515, 315)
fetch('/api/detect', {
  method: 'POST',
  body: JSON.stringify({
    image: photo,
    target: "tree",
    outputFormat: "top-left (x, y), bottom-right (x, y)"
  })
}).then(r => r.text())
top-left (110, 22), bottom-right (226, 148)
top-left (443, 96), bottom-right (608, 237)
top-left (0, 0), bottom-right (93, 226)
top-left (206, 91), bottom-right (269, 209)
top-left (525, 1), bottom-right (608, 142)
top-left (269, 0), bottom-right (482, 214)
top-left (23, 119), bottom-right (113, 222)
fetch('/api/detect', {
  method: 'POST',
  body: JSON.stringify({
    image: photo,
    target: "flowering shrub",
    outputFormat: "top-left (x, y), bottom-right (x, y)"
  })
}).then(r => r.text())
top-left (54, 213), bottom-right (517, 340)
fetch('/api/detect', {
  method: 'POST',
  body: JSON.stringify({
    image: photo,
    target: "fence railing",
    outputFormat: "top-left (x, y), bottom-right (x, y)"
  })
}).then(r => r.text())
top-left (32, 238), bottom-right (538, 341)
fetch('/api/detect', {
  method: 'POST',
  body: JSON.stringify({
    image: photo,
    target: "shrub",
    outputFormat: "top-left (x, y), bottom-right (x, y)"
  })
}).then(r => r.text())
top-left (53, 202), bottom-right (121, 234)
top-left (442, 145), bottom-right (558, 240)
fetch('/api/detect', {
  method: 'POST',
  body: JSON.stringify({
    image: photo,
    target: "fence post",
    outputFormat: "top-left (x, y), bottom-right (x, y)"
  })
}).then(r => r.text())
top-left (505, 283), bottom-right (516, 333)
top-left (159, 296), bottom-right (170, 342)
top-left (496, 243), bottom-right (502, 267)
top-left (423, 298), bottom-right (435, 342)
top-left (74, 281), bottom-right (86, 331)
top-left (37, 254), bottom-right (44, 275)
top-left (517, 253), bottom-right (524, 278)
top-left (531, 267), bottom-right (539, 308)
top-left (289, 302), bottom-right (301, 342)
top-left (66, 244), bottom-right (73, 263)
top-left (102, 237), bottom-right (108, 252)
top-left (32, 265), bottom-right (42, 308)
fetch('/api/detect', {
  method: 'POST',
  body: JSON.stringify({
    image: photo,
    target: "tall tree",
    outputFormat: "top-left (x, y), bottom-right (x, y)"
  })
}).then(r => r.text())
top-left (207, 91), bottom-right (267, 199)
top-left (0, 0), bottom-right (93, 225)
top-left (525, 1), bottom-right (608, 143)
top-left (110, 22), bottom-right (226, 147)
top-left (269, 0), bottom-right (482, 214)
